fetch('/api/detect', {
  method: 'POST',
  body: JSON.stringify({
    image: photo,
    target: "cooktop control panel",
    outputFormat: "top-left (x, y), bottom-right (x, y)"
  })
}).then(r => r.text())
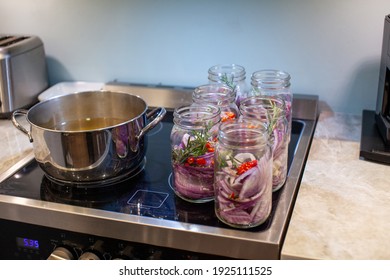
top-left (0, 219), bottom-right (223, 260)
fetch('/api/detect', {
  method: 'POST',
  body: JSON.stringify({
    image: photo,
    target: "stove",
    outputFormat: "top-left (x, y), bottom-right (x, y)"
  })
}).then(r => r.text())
top-left (0, 83), bottom-right (318, 260)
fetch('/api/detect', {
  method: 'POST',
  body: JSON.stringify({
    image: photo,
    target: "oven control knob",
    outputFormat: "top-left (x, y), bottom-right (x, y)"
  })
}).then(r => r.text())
top-left (112, 246), bottom-right (135, 260)
top-left (47, 246), bottom-right (75, 260)
top-left (78, 251), bottom-right (101, 260)
top-left (78, 240), bottom-right (105, 260)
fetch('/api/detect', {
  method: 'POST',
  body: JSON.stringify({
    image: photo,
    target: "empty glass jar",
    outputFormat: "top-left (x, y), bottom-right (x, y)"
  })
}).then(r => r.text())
top-left (239, 96), bottom-right (289, 192)
top-left (171, 104), bottom-right (221, 203)
top-left (214, 118), bottom-right (272, 228)
top-left (208, 64), bottom-right (248, 106)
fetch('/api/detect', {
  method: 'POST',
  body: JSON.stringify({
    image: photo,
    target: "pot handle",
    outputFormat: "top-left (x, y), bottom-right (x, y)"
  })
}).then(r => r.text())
top-left (11, 109), bottom-right (33, 143)
top-left (137, 107), bottom-right (167, 140)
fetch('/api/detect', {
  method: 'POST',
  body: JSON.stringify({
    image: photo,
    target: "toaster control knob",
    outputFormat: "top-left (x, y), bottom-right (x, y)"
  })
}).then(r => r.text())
top-left (47, 246), bottom-right (76, 260)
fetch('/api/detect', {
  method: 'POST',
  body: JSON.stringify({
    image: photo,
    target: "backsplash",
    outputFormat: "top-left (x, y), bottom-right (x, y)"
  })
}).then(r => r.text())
top-left (1, 0), bottom-right (390, 114)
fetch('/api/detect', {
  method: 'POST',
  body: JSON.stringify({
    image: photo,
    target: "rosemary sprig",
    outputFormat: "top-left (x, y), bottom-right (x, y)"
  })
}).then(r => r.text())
top-left (172, 122), bottom-right (214, 164)
top-left (216, 152), bottom-right (245, 170)
top-left (266, 99), bottom-right (284, 136)
top-left (252, 87), bottom-right (261, 96)
top-left (220, 73), bottom-right (237, 92)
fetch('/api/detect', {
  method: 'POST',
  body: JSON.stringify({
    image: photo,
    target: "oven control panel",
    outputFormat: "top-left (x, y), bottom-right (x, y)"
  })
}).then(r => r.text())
top-left (0, 219), bottom-right (221, 260)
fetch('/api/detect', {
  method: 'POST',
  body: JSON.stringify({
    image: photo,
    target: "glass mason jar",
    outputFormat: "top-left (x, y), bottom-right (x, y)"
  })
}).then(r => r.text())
top-left (208, 64), bottom-right (248, 106)
top-left (250, 69), bottom-right (292, 142)
top-left (214, 118), bottom-right (273, 228)
top-left (239, 96), bottom-right (289, 192)
top-left (171, 104), bottom-right (221, 203)
top-left (192, 84), bottom-right (239, 122)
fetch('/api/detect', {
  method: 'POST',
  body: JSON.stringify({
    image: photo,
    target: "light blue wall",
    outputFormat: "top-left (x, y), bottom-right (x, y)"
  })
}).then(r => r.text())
top-left (1, 0), bottom-right (390, 114)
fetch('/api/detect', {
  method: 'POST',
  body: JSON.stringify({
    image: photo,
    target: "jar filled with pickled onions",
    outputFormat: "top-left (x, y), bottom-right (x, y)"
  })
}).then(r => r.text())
top-left (214, 118), bottom-right (272, 228)
top-left (171, 104), bottom-right (221, 203)
top-left (239, 95), bottom-right (289, 192)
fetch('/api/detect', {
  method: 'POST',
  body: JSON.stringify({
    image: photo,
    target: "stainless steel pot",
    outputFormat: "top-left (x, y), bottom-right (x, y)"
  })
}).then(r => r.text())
top-left (12, 90), bottom-right (166, 185)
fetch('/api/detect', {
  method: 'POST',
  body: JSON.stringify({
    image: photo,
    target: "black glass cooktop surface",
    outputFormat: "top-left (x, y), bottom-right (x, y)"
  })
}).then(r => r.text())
top-left (0, 111), bottom-right (303, 231)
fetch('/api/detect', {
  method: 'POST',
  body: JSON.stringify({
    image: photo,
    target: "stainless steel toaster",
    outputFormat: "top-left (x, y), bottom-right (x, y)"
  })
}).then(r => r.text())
top-left (0, 35), bottom-right (48, 117)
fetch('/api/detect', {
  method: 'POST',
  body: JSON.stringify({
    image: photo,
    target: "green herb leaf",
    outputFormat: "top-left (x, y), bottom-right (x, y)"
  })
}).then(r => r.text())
top-left (220, 73), bottom-right (237, 92)
top-left (172, 122), bottom-right (214, 164)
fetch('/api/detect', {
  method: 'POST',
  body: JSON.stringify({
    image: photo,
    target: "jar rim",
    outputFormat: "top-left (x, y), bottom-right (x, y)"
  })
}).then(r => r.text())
top-left (251, 69), bottom-right (291, 89)
top-left (173, 104), bottom-right (221, 129)
top-left (251, 69), bottom-right (291, 81)
top-left (193, 84), bottom-right (236, 104)
top-left (240, 96), bottom-right (286, 114)
top-left (208, 64), bottom-right (246, 73)
top-left (218, 118), bottom-right (268, 148)
top-left (208, 64), bottom-right (246, 82)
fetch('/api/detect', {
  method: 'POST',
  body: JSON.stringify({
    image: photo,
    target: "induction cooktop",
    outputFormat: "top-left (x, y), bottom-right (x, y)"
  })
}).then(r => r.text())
top-left (0, 111), bottom-right (301, 230)
top-left (0, 84), bottom-right (318, 259)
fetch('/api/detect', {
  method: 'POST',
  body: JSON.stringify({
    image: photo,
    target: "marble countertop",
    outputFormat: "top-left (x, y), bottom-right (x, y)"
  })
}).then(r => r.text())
top-left (281, 111), bottom-right (390, 260)
top-left (0, 117), bottom-right (33, 178)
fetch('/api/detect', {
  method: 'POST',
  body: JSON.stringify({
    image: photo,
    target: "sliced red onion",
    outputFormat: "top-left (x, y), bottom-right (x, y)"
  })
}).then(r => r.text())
top-left (234, 152), bottom-right (256, 162)
top-left (215, 153), bottom-right (272, 227)
top-left (173, 161), bottom-right (214, 201)
top-left (180, 133), bottom-right (192, 147)
top-left (219, 208), bottom-right (252, 225)
top-left (269, 121), bottom-right (288, 191)
top-left (238, 166), bottom-right (262, 199)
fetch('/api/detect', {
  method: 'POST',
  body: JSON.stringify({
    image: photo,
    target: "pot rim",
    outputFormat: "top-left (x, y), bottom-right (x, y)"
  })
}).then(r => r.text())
top-left (26, 90), bottom-right (149, 133)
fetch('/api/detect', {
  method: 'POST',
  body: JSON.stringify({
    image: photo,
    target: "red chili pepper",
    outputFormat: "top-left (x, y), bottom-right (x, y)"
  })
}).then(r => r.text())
top-left (196, 158), bottom-right (207, 165)
top-left (221, 111), bottom-right (236, 122)
top-left (187, 157), bottom-right (195, 165)
top-left (205, 142), bottom-right (214, 152)
top-left (236, 160), bottom-right (257, 175)
top-left (226, 112), bottom-right (236, 119)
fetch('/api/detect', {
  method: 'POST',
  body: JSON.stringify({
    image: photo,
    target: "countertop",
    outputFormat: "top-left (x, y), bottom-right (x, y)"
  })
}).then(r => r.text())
top-left (281, 111), bottom-right (390, 260)
top-left (0, 116), bottom-right (33, 179)
top-left (1, 110), bottom-right (389, 259)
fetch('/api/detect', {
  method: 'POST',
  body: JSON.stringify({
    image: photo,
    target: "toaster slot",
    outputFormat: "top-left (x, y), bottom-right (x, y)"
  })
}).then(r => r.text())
top-left (0, 36), bottom-right (29, 48)
top-left (0, 36), bottom-right (13, 42)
